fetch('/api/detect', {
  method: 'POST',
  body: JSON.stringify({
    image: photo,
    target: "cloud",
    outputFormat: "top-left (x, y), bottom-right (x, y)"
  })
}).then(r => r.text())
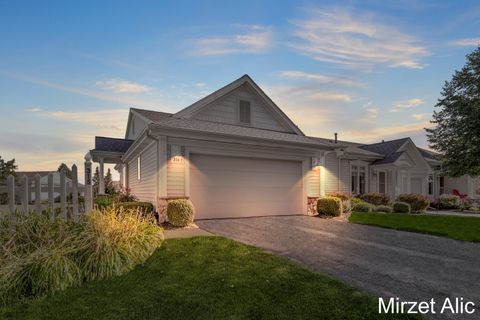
top-left (412, 113), bottom-right (429, 120)
top-left (390, 98), bottom-right (424, 112)
top-left (0, 72), bottom-right (162, 108)
top-left (96, 79), bottom-right (151, 93)
top-left (341, 121), bottom-right (432, 143)
top-left (290, 7), bottom-right (429, 69)
top-left (278, 70), bottom-right (365, 87)
top-left (26, 107), bottom-right (41, 112)
top-left (449, 38), bottom-right (480, 47)
top-left (267, 85), bottom-right (352, 102)
top-left (193, 25), bottom-right (273, 55)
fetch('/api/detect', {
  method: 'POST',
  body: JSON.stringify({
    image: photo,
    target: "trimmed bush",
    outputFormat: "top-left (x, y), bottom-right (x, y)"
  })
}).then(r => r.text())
top-left (374, 205), bottom-right (393, 213)
top-left (167, 199), bottom-right (195, 227)
top-left (327, 192), bottom-right (351, 213)
top-left (316, 197), bottom-right (342, 217)
top-left (393, 201), bottom-right (411, 214)
top-left (351, 197), bottom-right (366, 206)
top-left (397, 194), bottom-right (429, 213)
top-left (358, 193), bottom-right (390, 206)
top-left (352, 202), bottom-right (373, 213)
top-left (437, 194), bottom-right (460, 210)
top-left (116, 202), bottom-right (154, 213)
top-left (94, 195), bottom-right (113, 209)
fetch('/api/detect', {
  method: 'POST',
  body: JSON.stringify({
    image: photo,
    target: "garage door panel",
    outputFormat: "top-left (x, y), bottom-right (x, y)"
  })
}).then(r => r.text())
top-left (190, 154), bottom-right (303, 219)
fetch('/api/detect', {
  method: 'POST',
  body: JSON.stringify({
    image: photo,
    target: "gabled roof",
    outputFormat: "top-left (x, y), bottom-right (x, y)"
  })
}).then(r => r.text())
top-left (417, 147), bottom-right (440, 160)
top-left (359, 138), bottom-right (410, 165)
top-left (94, 136), bottom-right (134, 153)
top-left (131, 108), bottom-right (172, 123)
top-left (149, 116), bottom-right (333, 148)
top-left (173, 74), bottom-right (305, 135)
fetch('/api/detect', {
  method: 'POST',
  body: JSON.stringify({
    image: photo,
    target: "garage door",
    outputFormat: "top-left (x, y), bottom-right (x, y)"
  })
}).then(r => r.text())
top-left (190, 154), bottom-right (303, 219)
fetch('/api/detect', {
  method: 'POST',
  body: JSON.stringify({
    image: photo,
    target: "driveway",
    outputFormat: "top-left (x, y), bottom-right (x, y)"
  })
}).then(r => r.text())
top-left (197, 216), bottom-right (480, 320)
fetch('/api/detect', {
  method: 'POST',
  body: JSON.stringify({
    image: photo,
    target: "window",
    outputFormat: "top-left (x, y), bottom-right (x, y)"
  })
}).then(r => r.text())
top-left (137, 156), bottom-right (141, 181)
top-left (428, 175), bottom-right (433, 195)
top-left (239, 100), bottom-right (251, 124)
top-left (439, 176), bottom-right (445, 194)
top-left (378, 171), bottom-right (386, 194)
top-left (351, 164), bottom-right (367, 195)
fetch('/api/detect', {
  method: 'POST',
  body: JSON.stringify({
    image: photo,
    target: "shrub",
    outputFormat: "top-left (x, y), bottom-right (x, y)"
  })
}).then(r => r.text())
top-left (374, 205), bottom-right (393, 213)
top-left (316, 197), bottom-right (342, 217)
top-left (397, 194), bottom-right (429, 213)
top-left (393, 201), bottom-right (411, 214)
top-left (167, 199), bottom-right (195, 227)
top-left (352, 202), bottom-right (373, 213)
top-left (116, 202), bottom-right (154, 213)
top-left (0, 207), bottom-right (163, 306)
top-left (327, 192), bottom-right (351, 213)
top-left (437, 194), bottom-right (460, 210)
top-left (351, 197), bottom-right (366, 206)
top-left (358, 193), bottom-right (390, 205)
top-left (94, 195), bottom-right (113, 209)
top-left (115, 188), bottom-right (138, 203)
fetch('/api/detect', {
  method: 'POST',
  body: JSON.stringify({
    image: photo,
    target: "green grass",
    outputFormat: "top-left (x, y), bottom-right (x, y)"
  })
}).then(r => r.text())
top-left (350, 212), bottom-right (480, 242)
top-left (0, 237), bottom-right (417, 320)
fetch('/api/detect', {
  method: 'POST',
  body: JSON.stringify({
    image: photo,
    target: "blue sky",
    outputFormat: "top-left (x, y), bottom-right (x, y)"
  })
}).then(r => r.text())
top-left (1, 0), bottom-right (479, 178)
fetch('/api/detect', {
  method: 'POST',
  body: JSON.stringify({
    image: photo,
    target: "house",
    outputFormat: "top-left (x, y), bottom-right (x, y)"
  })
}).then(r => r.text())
top-left (88, 75), bottom-right (479, 219)
top-left (14, 171), bottom-right (84, 202)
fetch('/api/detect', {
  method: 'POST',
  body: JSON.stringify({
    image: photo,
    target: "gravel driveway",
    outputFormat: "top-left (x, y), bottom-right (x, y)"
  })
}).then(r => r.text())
top-left (197, 216), bottom-right (480, 320)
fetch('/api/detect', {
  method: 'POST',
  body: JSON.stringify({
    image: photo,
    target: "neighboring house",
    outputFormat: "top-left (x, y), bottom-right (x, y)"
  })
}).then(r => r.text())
top-left (88, 75), bottom-right (478, 219)
top-left (14, 171), bottom-right (84, 201)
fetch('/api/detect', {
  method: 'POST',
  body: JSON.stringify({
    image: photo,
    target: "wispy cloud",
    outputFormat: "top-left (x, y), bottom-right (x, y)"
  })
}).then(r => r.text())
top-left (96, 78), bottom-right (151, 93)
top-left (193, 25), bottom-right (273, 56)
top-left (43, 109), bottom-right (128, 133)
top-left (390, 98), bottom-right (424, 112)
top-left (0, 71), bottom-right (168, 108)
top-left (278, 70), bottom-right (365, 87)
top-left (290, 7), bottom-right (429, 69)
top-left (268, 85), bottom-right (352, 102)
top-left (412, 113), bottom-right (429, 120)
top-left (449, 38), bottom-right (480, 46)
top-left (25, 107), bottom-right (41, 113)
top-left (342, 121), bottom-right (432, 143)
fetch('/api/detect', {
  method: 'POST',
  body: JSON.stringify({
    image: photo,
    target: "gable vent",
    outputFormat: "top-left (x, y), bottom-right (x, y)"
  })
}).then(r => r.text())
top-left (239, 100), bottom-right (251, 124)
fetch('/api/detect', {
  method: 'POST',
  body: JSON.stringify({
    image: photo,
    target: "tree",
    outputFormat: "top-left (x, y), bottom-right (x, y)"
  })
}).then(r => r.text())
top-left (426, 46), bottom-right (480, 177)
top-left (57, 163), bottom-right (72, 179)
top-left (104, 168), bottom-right (116, 195)
top-left (92, 167), bottom-right (100, 196)
top-left (0, 156), bottom-right (17, 184)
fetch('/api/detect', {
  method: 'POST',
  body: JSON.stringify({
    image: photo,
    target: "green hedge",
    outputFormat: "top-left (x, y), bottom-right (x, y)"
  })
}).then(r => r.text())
top-left (393, 201), bottom-right (411, 214)
top-left (352, 202), bottom-right (373, 213)
top-left (397, 194), bottom-right (429, 213)
top-left (358, 193), bottom-right (390, 205)
top-left (316, 197), bottom-right (342, 217)
top-left (167, 199), bottom-right (195, 227)
top-left (374, 205), bottom-right (393, 213)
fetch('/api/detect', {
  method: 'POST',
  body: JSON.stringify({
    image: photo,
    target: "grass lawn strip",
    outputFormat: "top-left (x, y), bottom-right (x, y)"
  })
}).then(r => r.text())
top-left (0, 237), bottom-right (418, 320)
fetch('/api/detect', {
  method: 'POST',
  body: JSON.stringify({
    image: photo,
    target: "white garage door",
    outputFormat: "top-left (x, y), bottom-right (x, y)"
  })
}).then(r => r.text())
top-left (411, 178), bottom-right (423, 194)
top-left (190, 154), bottom-right (303, 219)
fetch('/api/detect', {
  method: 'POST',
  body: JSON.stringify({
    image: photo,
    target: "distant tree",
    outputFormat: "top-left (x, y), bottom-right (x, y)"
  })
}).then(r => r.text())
top-left (0, 156), bottom-right (17, 184)
top-left (92, 167), bottom-right (100, 196)
top-left (57, 163), bottom-right (72, 179)
top-left (104, 168), bottom-right (116, 195)
top-left (426, 46), bottom-right (480, 177)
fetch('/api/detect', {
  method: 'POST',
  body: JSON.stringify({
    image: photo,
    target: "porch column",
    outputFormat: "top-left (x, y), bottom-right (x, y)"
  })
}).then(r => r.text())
top-left (98, 157), bottom-right (105, 195)
top-left (119, 165), bottom-right (124, 188)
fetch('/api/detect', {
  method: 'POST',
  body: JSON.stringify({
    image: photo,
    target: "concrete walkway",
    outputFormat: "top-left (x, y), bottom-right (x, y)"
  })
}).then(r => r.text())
top-left (164, 227), bottom-right (214, 239)
top-left (198, 216), bottom-right (480, 320)
top-left (426, 210), bottom-right (480, 218)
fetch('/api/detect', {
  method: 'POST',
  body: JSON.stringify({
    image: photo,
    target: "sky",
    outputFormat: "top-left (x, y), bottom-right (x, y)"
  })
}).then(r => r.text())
top-left (1, 0), bottom-right (479, 181)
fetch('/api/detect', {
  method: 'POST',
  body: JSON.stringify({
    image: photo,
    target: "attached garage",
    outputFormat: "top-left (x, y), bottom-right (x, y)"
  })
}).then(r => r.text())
top-left (189, 154), bottom-right (303, 219)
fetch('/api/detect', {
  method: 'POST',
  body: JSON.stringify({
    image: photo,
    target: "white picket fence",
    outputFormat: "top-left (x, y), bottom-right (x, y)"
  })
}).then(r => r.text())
top-left (0, 164), bottom-right (90, 222)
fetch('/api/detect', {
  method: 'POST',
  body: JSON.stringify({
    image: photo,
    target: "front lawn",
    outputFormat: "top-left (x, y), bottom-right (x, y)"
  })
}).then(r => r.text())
top-left (0, 237), bottom-right (417, 320)
top-left (349, 212), bottom-right (480, 242)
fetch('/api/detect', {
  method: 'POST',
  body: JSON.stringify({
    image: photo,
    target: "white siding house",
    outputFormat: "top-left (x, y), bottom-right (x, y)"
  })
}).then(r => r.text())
top-left (88, 74), bottom-right (473, 220)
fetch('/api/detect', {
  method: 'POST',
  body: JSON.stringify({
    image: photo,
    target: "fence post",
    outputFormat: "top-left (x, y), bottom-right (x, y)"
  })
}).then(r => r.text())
top-left (35, 174), bottom-right (42, 213)
top-left (7, 175), bottom-right (15, 215)
top-left (71, 164), bottom-right (79, 221)
top-left (22, 175), bottom-right (29, 215)
top-left (48, 173), bottom-right (54, 219)
top-left (84, 153), bottom-right (93, 212)
top-left (60, 170), bottom-right (67, 219)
